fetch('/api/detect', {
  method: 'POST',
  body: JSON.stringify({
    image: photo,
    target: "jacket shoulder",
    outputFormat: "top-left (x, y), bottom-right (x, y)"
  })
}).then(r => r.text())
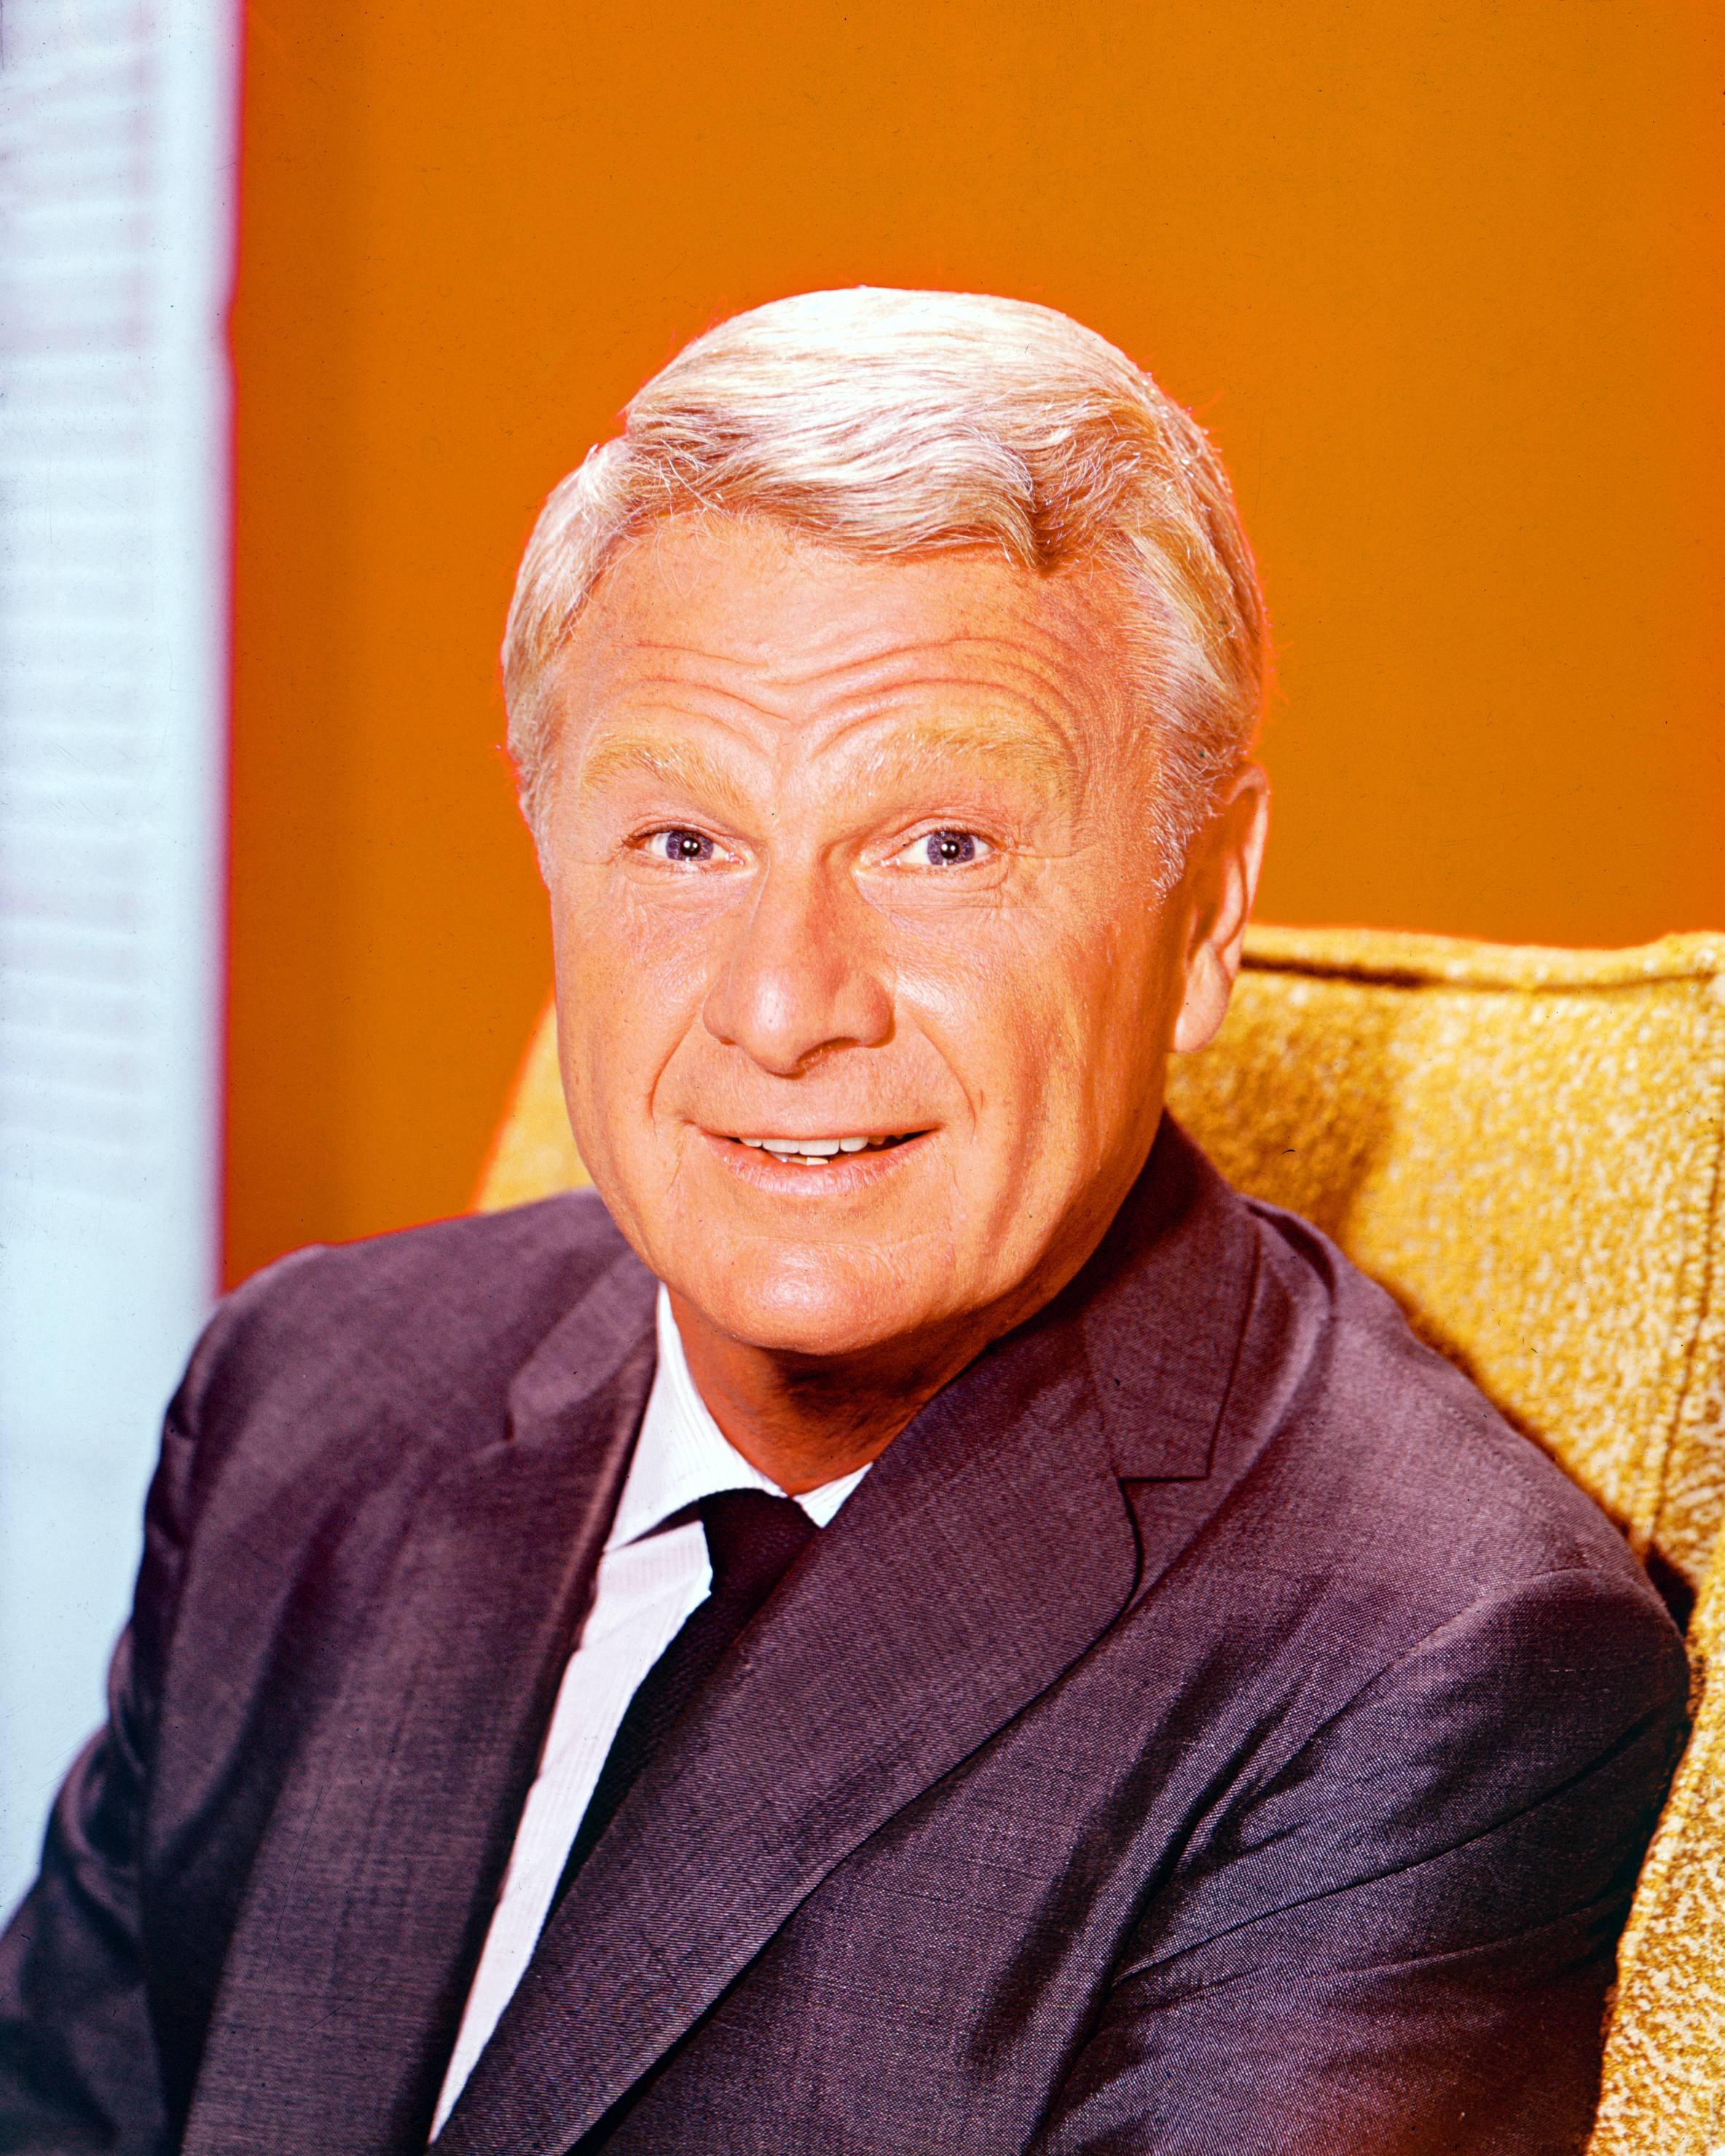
top-left (1234, 1195), bottom-right (1673, 1624)
top-left (177, 1191), bottom-right (640, 1477)
top-left (226, 1187), bottom-right (629, 1332)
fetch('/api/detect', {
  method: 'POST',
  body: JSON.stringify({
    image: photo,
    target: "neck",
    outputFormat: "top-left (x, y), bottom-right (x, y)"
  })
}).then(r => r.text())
top-left (667, 1292), bottom-right (1005, 1495)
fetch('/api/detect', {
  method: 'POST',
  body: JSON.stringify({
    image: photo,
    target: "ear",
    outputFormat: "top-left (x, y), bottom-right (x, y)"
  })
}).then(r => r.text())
top-left (1171, 765), bottom-right (1270, 1056)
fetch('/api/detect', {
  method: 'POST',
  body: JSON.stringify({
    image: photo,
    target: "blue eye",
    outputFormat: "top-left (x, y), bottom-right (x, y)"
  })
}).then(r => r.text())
top-left (923, 830), bottom-right (978, 866)
top-left (659, 829), bottom-right (712, 863)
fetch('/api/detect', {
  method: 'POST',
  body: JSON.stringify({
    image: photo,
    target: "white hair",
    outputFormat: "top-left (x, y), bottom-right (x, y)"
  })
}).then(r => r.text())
top-left (503, 288), bottom-right (1268, 875)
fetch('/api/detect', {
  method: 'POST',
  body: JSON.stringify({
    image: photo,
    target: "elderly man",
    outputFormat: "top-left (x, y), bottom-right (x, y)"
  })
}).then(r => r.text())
top-left (0, 291), bottom-right (1686, 2155)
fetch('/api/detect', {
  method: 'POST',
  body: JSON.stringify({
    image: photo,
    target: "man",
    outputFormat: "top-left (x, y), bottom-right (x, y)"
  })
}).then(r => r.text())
top-left (0, 289), bottom-right (1687, 2154)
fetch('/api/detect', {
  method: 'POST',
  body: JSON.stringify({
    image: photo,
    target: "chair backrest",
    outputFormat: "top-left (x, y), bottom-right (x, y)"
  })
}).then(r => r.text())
top-left (1165, 926), bottom-right (1725, 1601)
top-left (477, 922), bottom-right (1725, 2145)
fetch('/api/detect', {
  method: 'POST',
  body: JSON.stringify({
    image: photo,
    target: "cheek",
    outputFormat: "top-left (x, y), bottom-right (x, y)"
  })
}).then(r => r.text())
top-left (898, 897), bottom-right (1163, 1144)
top-left (548, 869), bottom-right (717, 1138)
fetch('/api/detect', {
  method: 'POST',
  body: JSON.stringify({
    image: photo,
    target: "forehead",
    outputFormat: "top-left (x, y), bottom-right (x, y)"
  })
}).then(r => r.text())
top-left (552, 514), bottom-right (1133, 748)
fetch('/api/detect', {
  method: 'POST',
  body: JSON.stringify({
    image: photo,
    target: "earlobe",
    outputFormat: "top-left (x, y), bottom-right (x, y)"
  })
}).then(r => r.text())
top-left (1171, 944), bottom-right (1230, 1055)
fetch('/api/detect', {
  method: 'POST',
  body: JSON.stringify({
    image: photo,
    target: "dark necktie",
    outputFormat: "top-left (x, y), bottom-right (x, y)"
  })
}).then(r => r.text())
top-left (549, 1487), bottom-right (818, 1916)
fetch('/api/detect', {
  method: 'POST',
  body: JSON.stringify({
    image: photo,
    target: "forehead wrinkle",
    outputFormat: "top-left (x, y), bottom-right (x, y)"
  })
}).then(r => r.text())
top-left (622, 630), bottom-right (1104, 777)
top-left (620, 623), bottom-right (1101, 710)
top-left (594, 665), bottom-right (804, 733)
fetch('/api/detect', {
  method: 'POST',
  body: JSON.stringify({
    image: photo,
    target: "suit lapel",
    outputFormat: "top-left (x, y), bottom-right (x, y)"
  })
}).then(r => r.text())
top-left (182, 1248), bottom-right (659, 2156)
top-left (437, 1121), bottom-right (1250, 2156)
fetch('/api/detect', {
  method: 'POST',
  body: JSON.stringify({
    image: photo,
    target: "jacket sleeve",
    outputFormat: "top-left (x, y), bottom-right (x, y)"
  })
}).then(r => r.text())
top-left (0, 1323), bottom-right (209, 2155)
top-left (1030, 1565), bottom-right (1691, 2156)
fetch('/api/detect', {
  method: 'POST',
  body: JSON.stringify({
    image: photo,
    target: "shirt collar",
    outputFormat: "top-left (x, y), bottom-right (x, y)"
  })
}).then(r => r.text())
top-left (605, 1286), bottom-right (869, 1551)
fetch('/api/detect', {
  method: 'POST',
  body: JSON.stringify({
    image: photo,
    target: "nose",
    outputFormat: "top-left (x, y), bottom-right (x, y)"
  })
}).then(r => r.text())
top-left (702, 857), bottom-right (892, 1076)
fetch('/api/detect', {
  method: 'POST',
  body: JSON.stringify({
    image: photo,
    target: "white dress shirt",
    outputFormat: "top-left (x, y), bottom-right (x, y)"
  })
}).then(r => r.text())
top-left (431, 1286), bottom-right (868, 2134)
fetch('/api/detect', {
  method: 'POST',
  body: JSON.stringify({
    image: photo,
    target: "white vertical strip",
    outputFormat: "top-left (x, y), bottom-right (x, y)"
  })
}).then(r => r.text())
top-left (0, 0), bottom-right (237, 1908)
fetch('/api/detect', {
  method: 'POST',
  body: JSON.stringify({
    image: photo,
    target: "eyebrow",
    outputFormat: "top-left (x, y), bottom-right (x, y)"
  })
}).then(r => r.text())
top-left (845, 715), bottom-right (1082, 805)
top-left (570, 733), bottom-right (760, 824)
top-left (574, 715), bottom-right (1083, 818)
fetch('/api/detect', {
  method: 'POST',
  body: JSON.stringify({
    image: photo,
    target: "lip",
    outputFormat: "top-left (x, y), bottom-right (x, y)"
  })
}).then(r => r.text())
top-left (697, 1126), bottom-right (935, 1191)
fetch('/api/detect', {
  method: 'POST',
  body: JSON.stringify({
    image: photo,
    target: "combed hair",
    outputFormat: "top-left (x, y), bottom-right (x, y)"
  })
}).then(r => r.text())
top-left (503, 288), bottom-right (1269, 876)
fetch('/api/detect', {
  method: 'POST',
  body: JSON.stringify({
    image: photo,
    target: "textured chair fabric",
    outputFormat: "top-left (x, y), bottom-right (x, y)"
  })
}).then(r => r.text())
top-left (1594, 1515), bottom-right (1725, 2153)
top-left (476, 923), bottom-right (1725, 2148)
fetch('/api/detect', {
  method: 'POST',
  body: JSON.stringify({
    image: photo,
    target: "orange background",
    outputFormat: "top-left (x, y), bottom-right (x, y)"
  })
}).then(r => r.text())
top-left (226, 0), bottom-right (1725, 1288)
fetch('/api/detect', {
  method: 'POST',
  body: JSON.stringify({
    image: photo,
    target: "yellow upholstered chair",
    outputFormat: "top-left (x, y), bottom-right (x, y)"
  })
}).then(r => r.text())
top-left (479, 924), bottom-right (1725, 2150)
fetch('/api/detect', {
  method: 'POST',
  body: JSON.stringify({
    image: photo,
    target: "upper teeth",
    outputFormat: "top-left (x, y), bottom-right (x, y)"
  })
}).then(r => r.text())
top-left (744, 1136), bottom-right (876, 1157)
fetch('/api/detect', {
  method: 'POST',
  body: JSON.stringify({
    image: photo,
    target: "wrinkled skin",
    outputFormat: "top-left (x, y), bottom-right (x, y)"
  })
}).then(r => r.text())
top-left (536, 515), bottom-right (1268, 1487)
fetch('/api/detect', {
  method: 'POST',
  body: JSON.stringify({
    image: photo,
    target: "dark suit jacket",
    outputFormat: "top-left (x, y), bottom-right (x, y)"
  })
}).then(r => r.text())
top-left (0, 1120), bottom-right (1689, 2155)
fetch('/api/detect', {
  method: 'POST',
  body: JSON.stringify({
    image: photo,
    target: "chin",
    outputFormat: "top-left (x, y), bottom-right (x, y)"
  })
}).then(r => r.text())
top-left (690, 1246), bottom-right (943, 1362)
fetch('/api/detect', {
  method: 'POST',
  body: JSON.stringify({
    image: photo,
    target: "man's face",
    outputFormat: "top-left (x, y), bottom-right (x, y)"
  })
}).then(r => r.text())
top-left (538, 516), bottom-right (1247, 1364)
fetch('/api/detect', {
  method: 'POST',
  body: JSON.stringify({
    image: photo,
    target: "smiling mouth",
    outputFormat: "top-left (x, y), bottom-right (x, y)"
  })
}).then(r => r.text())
top-left (725, 1132), bottom-right (926, 1167)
